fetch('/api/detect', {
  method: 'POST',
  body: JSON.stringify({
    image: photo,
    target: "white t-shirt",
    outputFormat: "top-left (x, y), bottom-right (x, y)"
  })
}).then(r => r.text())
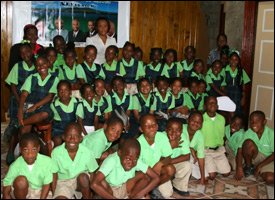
top-left (86, 34), bottom-right (117, 65)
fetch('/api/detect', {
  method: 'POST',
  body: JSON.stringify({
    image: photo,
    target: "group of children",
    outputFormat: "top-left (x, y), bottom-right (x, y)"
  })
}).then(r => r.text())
top-left (3, 23), bottom-right (273, 199)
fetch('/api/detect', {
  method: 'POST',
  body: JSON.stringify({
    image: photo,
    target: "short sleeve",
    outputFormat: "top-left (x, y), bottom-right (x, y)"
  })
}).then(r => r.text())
top-left (87, 150), bottom-right (99, 173)
top-left (76, 64), bottom-right (85, 79)
top-left (160, 134), bottom-right (173, 158)
top-left (5, 64), bottom-right (19, 85)
top-left (242, 69), bottom-right (251, 85)
top-left (132, 95), bottom-right (141, 111)
top-left (136, 61), bottom-right (145, 79)
top-left (3, 164), bottom-right (18, 186)
top-left (98, 155), bottom-right (114, 177)
top-left (49, 77), bottom-right (59, 94)
top-left (20, 75), bottom-right (33, 93)
top-left (168, 95), bottom-right (175, 110)
top-left (76, 103), bottom-right (84, 119)
top-left (205, 74), bottom-right (213, 85)
top-left (136, 159), bottom-right (149, 173)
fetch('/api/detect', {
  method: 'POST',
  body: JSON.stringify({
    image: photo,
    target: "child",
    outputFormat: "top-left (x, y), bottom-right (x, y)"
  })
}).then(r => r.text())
top-left (51, 122), bottom-right (98, 199)
top-left (76, 45), bottom-right (105, 85)
top-left (198, 79), bottom-right (208, 108)
top-left (224, 51), bottom-right (251, 115)
top-left (137, 114), bottom-right (175, 199)
top-left (53, 35), bottom-right (66, 66)
top-left (151, 76), bottom-right (175, 131)
top-left (45, 47), bottom-right (59, 77)
top-left (3, 132), bottom-right (55, 199)
top-left (134, 46), bottom-right (144, 63)
top-left (91, 138), bottom-right (160, 199)
top-left (82, 117), bottom-right (124, 165)
top-left (235, 111), bottom-right (274, 184)
top-left (76, 83), bottom-right (99, 135)
top-left (187, 111), bottom-right (207, 185)
top-left (51, 80), bottom-right (78, 147)
top-left (119, 41), bottom-right (145, 94)
top-left (101, 45), bottom-right (121, 93)
top-left (161, 48), bottom-right (183, 79)
top-left (224, 114), bottom-right (244, 171)
top-left (183, 78), bottom-right (204, 112)
top-left (206, 60), bottom-right (226, 97)
top-left (166, 118), bottom-right (192, 196)
top-left (220, 45), bottom-right (230, 68)
top-left (145, 48), bottom-right (163, 85)
top-left (201, 96), bottom-right (231, 180)
top-left (190, 58), bottom-right (205, 81)
top-left (180, 45), bottom-right (196, 86)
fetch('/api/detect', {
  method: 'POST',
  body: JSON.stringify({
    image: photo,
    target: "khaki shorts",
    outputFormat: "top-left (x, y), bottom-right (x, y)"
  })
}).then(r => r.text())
top-left (111, 183), bottom-right (128, 199)
top-left (11, 187), bottom-right (51, 199)
top-left (53, 178), bottom-right (82, 199)
top-left (253, 152), bottom-right (274, 173)
top-left (225, 142), bottom-right (237, 170)
top-left (205, 146), bottom-right (231, 174)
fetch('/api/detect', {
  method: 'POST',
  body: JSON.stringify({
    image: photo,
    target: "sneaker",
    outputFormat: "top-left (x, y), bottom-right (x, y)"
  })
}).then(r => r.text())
top-left (243, 165), bottom-right (255, 177)
top-left (150, 188), bottom-right (164, 199)
top-left (173, 186), bottom-right (190, 196)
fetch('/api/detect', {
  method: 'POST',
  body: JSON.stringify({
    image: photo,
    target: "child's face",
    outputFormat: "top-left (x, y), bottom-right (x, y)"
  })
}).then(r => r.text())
top-left (83, 87), bottom-right (95, 103)
top-left (185, 47), bottom-right (194, 60)
top-left (25, 28), bottom-right (38, 44)
top-left (198, 83), bottom-right (206, 94)
top-left (20, 141), bottom-right (40, 165)
top-left (230, 117), bottom-right (243, 133)
top-left (166, 122), bottom-right (182, 142)
top-left (205, 97), bottom-right (218, 114)
top-left (122, 45), bottom-right (134, 60)
top-left (157, 80), bottom-right (169, 95)
top-left (188, 114), bottom-right (203, 133)
top-left (119, 147), bottom-right (140, 171)
top-left (85, 48), bottom-right (97, 64)
top-left (104, 123), bottom-right (123, 142)
top-left (140, 116), bottom-right (158, 140)
top-left (212, 62), bottom-right (222, 76)
top-left (139, 80), bottom-right (151, 95)
top-left (190, 82), bottom-right (198, 95)
top-left (65, 52), bottom-right (75, 67)
top-left (221, 54), bottom-right (229, 67)
top-left (105, 48), bottom-right (116, 63)
top-left (217, 36), bottom-right (227, 49)
top-left (47, 50), bottom-right (57, 67)
top-left (97, 19), bottom-right (109, 36)
top-left (58, 84), bottom-right (71, 102)
top-left (134, 51), bottom-right (142, 61)
top-left (229, 55), bottom-right (239, 68)
top-left (64, 127), bottom-right (82, 151)
top-left (95, 80), bottom-right (106, 97)
top-left (113, 79), bottom-right (125, 96)
top-left (194, 61), bottom-right (203, 74)
top-left (20, 46), bottom-right (33, 63)
top-left (55, 39), bottom-right (66, 54)
top-left (250, 114), bottom-right (266, 134)
top-left (36, 57), bottom-right (49, 76)
top-left (171, 80), bottom-right (182, 96)
top-left (152, 51), bottom-right (162, 63)
top-left (165, 52), bottom-right (175, 65)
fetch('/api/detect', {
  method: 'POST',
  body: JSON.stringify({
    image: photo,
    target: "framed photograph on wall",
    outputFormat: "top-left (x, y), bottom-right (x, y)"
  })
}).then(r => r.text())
top-left (12, 1), bottom-right (130, 47)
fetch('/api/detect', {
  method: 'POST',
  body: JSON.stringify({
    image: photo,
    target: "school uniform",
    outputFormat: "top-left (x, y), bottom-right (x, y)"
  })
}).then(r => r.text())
top-left (51, 97), bottom-right (78, 137)
top-left (76, 61), bottom-right (105, 84)
top-left (55, 53), bottom-right (65, 66)
top-left (51, 143), bottom-right (98, 199)
top-left (3, 153), bottom-right (55, 198)
top-left (201, 112), bottom-right (231, 174)
top-left (224, 125), bottom-right (244, 170)
top-left (58, 63), bottom-right (78, 84)
top-left (170, 90), bottom-right (187, 124)
top-left (224, 65), bottom-right (250, 114)
top-left (161, 62), bottom-right (183, 79)
top-left (205, 69), bottom-right (226, 97)
top-left (183, 90), bottom-right (204, 111)
top-left (190, 71), bottom-right (205, 81)
top-left (145, 63), bottom-right (163, 84)
top-left (108, 90), bottom-right (134, 112)
top-left (180, 59), bottom-right (194, 81)
top-left (101, 60), bottom-right (121, 84)
top-left (94, 96), bottom-right (111, 124)
top-left (241, 126), bottom-right (274, 173)
top-left (82, 128), bottom-right (112, 159)
top-left (99, 152), bottom-right (148, 199)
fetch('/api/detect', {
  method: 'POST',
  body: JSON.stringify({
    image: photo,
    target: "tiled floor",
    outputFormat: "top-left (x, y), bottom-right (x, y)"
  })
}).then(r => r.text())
top-left (1, 121), bottom-right (274, 199)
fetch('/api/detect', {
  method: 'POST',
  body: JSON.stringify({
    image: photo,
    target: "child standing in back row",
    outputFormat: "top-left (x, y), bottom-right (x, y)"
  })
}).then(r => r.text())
top-left (180, 45), bottom-right (196, 86)
top-left (145, 48), bottom-right (163, 86)
top-left (161, 49), bottom-right (183, 79)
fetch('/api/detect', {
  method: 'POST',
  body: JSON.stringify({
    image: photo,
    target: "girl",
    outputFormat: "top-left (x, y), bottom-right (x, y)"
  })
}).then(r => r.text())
top-left (53, 35), bottom-right (66, 67)
top-left (224, 51), bottom-right (250, 115)
top-left (51, 80), bottom-right (78, 147)
top-left (220, 45), bottom-right (230, 68)
top-left (77, 45), bottom-right (105, 85)
top-left (145, 48), bottom-right (163, 86)
top-left (161, 49), bottom-right (183, 79)
top-left (134, 46), bottom-right (144, 64)
top-left (76, 83), bottom-right (99, 135)
top-left (180, 46), bottom-right (196, 86)
top-left (190, 58), bottom-right (205, 81)
top-left (45, 47), bottom-right (59, 77)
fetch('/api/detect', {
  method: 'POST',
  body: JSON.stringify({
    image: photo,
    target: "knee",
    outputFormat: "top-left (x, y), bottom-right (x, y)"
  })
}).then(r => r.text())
top-left (41, 112), bottom-right (49, 120)
top-left (222, 172), bottom-right (230, 177)
top-left (242, 139), bottom-right (256, 153)
top-left (13, 176), bottom-right (29, 190)
top-left (262, 173), bottom-right (274, 185)
top-left (165, 164), bottom-right (176, 177)
top-left (208, 172), bottom-right (217, 180)
top-left (77, 173), bottom-right (90, 188)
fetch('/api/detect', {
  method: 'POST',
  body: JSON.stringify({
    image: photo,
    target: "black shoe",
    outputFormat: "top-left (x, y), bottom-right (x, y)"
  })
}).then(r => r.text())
top-left (150, 188), bottom-right (164, 199)
top-left (173, 186), bottom-right (190, 196)
top-left (243, 165), bottom-right (255, 177)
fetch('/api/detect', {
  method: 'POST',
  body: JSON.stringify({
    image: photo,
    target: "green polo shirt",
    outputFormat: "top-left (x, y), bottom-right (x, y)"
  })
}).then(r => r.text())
top-left (224, 65), bottom-right (251, 85)
top-left (93, 96), bottom-right (112, 113)
top-left (51, 143), bottom-right (98, 180)
top-left (201, 112), bottom-right (225, 148)
top-left (145, 63), bottom-right (162, 73)
top-left (241, 126), bottom-right (274, 157)
top-left (205, 70), bottom-right (226, 91)
top-left (190, 71), bottom-right (205, 81)
top-left (180, 60), bottom-right (194, 71)
top-left (151, 90), bottom-right (175, 111)
top-left (55, 53), bottom-right (65, 66)
top-left (50, 97), bottom-right (78, 121)
top-left (225, 125), bottom-right (244, 156)
top-left (120, 58), bottom-right (145, 80)
top-left (48, 64), bottom-right (60, 76)
top-left (169, 125), bottom-right (191, 159)
top-left (183, 90), bottom-right (204, 111)
top-left (102, 60), bottom-right (120, 73)
top-left (82, 128), bottom-right (112, 159)
top-left (138, 132), bottom-right (172, 167)
top-left (21, 73), bottom-right (59, 94)
top-left (99, 152), bottom-right (148, 187)
top-left (189, 129), bottom-right (205, 158)
top-left (76, 99), bottom-right (100, 119)
top-left (108, 90), bottom-right (134, 110)
top-left (5, 61), bottom-right (36, 85)
top-left (76, 61), bottom-right (106, 82)
top-left (58, 63), bottom-right (78, 82)
top-left (132, 93), bottom-right (155, 112)
top-left (172, 90), bottom-right (185, 107)
top-left (3, 154), bottom-right (55, 189)
top-left (161, 62), bottom-right (183, 78)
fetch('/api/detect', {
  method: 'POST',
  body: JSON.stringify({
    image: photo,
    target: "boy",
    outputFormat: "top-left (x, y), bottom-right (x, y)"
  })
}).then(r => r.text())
top-left (82, 117), bottom-right (124, 164)
top-left (91, 138), bottom-right (160, 199)
top-left (137, 114), bottom-right (175, 199)
top-left (51, 122), bottom-right (98, 199)
top-left (166, 118), bottom-right (192, 196)
top-left (235, 111), bottom-right (274, 184)
top-left (3, 132), bottom-right (55, 199)
top-left (201, 96), bottom-right (231, 180)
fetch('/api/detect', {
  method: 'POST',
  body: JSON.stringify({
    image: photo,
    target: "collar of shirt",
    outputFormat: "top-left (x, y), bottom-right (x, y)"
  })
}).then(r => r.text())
top-left (147, 63), bottom-right (162, 71)
top-left (181, 60), bottom-right (194, 70)
top-left (122, 57), bottom-right (135, 67)
top-left (155, 90), bottom-right (172, 102)
top-left (187, 90), bottom-right (200, 99)
top-left (112, 89), bottom-right (129, 104)
top-left (54, 96), bottom-right (78, 107)
top-left (103, 60), bottom-right (117, 70)
top-left (22, 61), bottom-right (35, 71)
top-left (83, 61), bottom-right (97, 71)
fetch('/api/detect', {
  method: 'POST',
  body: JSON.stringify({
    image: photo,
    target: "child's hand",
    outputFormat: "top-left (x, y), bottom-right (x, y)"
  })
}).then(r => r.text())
top-left (27, 105), bottom-right (37, 113)
top-left (234, 167), bottom-right (244, 180)
top-left (197, 178), bottom-right (208, 185)
top-left (254, 164), bottom-right (262, 177)
top-left (193, 156), bottom-right (198, 164)
top-left (17, 111), bottom-right (24, 126)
